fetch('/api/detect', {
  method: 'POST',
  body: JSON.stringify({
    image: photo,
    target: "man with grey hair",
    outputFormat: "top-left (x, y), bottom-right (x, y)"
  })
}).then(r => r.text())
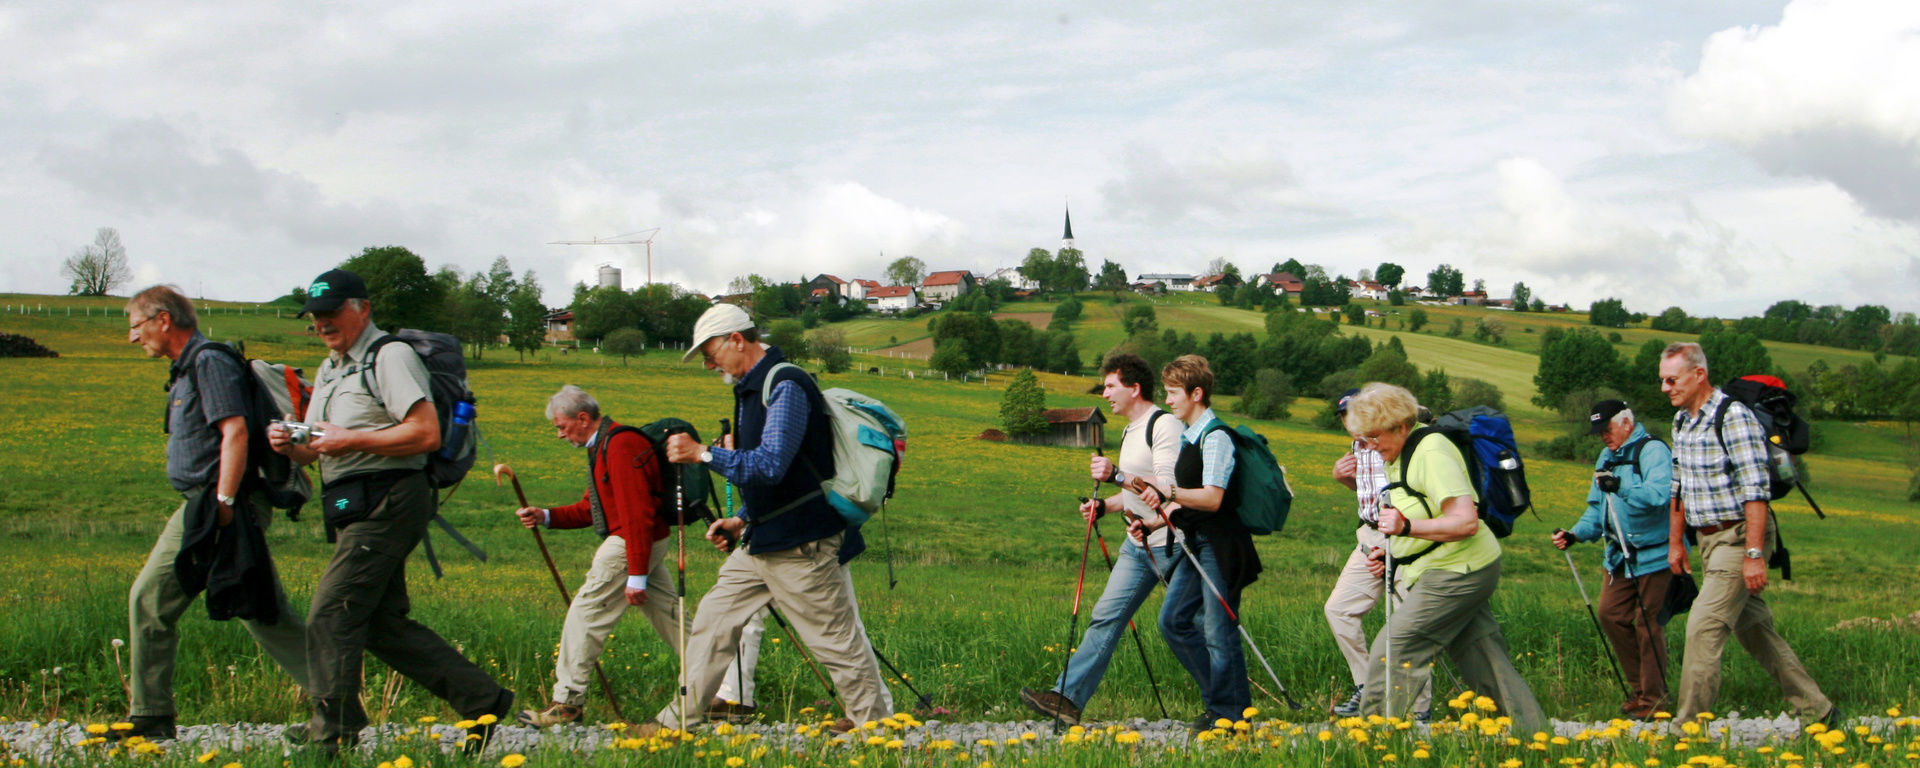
top-left (116, 284), bottom-right (310, 742)
top-left (513, 385), bottom-right (680, 726)
top-left (1659, 342), bottom-right (1835, 724)
top-left (1551, 399), bottom-right (1672, 718)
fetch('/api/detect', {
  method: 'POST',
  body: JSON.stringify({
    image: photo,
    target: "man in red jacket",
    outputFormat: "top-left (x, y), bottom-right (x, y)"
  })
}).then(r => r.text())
top-left (516, 385), bottom-right (680, 726)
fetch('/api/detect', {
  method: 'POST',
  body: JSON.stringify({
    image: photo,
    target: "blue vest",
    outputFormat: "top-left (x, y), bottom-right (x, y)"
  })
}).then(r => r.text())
top-left (734, 348), bottom-right (861, 559)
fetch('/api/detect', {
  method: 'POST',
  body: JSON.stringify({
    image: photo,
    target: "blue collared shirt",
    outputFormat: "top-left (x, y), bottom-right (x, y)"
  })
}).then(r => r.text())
top-left (1180, 408), bottom-right (1236, 488)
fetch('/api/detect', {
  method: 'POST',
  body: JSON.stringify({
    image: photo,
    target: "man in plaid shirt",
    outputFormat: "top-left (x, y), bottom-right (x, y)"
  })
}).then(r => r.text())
top-left (1660, 342), bottom-right (1834, 725)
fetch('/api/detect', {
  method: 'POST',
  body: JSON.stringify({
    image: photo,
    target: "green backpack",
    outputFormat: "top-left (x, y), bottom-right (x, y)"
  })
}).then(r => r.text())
top-left (1202, 422), bottom-right (1294, 535)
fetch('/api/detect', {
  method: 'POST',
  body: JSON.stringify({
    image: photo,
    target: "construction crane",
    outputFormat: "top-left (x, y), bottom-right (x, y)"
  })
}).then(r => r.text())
top-left (549, 227), bottom-right (661, 285)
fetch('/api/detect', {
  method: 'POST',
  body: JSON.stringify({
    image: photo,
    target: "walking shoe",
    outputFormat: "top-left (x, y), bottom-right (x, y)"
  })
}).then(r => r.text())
top-left (705, 697), bottom-right (760, 724)
top-left (106, 715), bottom-right (175, 742)
top-left (517, 702), bottom-right (583, 727)
top-left (463, 689), bottom-right (515, 757)
top-left (1818, 705), bottom-right (1843, 730)
top-left (1332, 685), bottom-right (1364, 717)
top-left (1018, 687), bottom-right (1082, 724)
top-left (625, 721), bottom-right (667, 739)
top-left (283, 722), bottom-right (358, 756)
top-left (1188, 712), bottom-right (1231, 734)
top-left (828, 717), bottom-right (858, 734)
top-left (1414, 708), bottom-right (1432, 723)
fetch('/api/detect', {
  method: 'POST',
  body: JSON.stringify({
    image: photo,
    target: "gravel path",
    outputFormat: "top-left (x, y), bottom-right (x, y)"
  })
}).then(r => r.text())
top-left (0, 713), bottom-right (1885, 763)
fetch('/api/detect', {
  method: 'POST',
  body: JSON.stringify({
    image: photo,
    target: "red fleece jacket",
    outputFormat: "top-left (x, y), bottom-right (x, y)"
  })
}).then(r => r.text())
top-left (547, 422), bottom-right (669, 579)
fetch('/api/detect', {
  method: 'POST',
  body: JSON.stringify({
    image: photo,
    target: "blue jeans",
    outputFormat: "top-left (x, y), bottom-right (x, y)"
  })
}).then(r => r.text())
top-left (1159, 534), bottom-right (1250, 720)
top-left (1052, 538), bottom-right (1172, 708)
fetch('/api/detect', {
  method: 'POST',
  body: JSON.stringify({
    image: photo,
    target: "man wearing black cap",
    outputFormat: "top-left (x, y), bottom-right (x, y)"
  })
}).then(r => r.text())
top-left (1550, 399), bottom-right (1673, 718)
top-left (268, 269), bottom-right (511, 753)
top-left (1325, 388), bottom-right (1430, 718)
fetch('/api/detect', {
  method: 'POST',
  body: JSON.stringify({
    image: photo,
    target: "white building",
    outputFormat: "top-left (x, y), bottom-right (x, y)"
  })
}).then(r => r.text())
top-left (867, 285), bottom-right (920, 312)
top-left (1136, 273), bottom-right (1197, 291)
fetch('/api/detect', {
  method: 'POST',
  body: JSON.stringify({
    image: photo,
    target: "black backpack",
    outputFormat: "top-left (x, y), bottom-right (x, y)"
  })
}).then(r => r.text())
top-left (1710, 375), bottom-right (1819, 516)
top-left (362, 330), bottom-right (478, 490)
top-left (607, 418), bottom-right (718, 527)
top-left (176, 341), bottom-right (313, 518)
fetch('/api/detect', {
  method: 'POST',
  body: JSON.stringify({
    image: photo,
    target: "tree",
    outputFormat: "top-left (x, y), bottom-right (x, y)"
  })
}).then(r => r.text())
top-left (340, 246), bottom-right (447, 332)
top-left (1426, 264), bottom-right (1464, 297)
top-left (1473, 317), bottom-right (1506, 345)
top-left (1534, 328), bottom-right (1623, 409)
top-left (1123, 303), bottom-right (1158, 336)
top-left (1054, 248), bottom-right (1089, 295)
top-left (1455, 378), bottom-right (1505, 412)
top-left (1446, 318), bottom-right (1464, 338)
top-left (1589, 298), bottom-right (1631, 328)
top-left (1357, 268), bottom-right (1374, 283)
top-left (811, 327), bottom-right (852, 373)
top-left (1357, 344), bottom-right (1420, 391)
top-left (1375, 262), bottom-right (1406, 288)
top-left (1698, 329), bottom-right (1773, 385)
top-left (1511, 282), bottom-right (1532, 311)
top-left (1050, 297), bottom-right (1083, 327)
top-left (601, 328), bottom-right (648, 366)
top-left (443, 271), bottom-right (506, 359)
top-left (1409, 308), bottom-right (1429, 332)
top-left (885, 256), bottom-right (927, 287)
top-left (1000, 369), bottom-right (1049, 437)
top-left (1095, 259), bottom-right (1130, 298)
top-left (62, 227), bottom-right (132, 296)
top-left (1530, 298), bottom-right (1546, 313)
top-left (505, 271), bottom-right (546, 361)
top-left (1020, 249), bottom-right (1056, 295)
top-left (1344, 302), bottom-right (1367, 326)
top-left (766, 319), bottom-right (808, 359)
top-left (570, 284), bottom-right (638, 343)
top-left (1471, 278), bottom-right (1486, 295)
top-left (930, 338), bottom-right (973, 378)
top-left (1420, 368), bottom-right (1455, 413)
top-left (1233, 369), bottom-right (1296, 421)
top-left (932, 311), bottom-right (1001, 371)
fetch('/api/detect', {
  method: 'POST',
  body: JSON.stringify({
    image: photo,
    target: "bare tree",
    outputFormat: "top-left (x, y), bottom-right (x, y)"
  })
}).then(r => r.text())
top-left (62, 228), bottom-right (133, 296)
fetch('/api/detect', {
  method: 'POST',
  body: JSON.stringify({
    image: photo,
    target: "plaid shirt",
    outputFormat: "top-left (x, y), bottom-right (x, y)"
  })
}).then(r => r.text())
top-left (1670, 388), bottom-right (1772, 528)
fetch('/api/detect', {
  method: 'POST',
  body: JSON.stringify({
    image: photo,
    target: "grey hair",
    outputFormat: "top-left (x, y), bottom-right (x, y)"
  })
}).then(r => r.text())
top-left (545, 384), bottom-right (601, 421)
top-left (342, 297), bottom-right (368, 313)
top-left (125, 285), bottom-right (198, 330)
top-left (1611, 408), bottom-right (1635, 429)
top-left (1662, 341), bottom-right (1708, 373)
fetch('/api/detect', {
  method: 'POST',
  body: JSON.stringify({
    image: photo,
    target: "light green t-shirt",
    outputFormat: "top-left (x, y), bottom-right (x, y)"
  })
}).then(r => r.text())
top-left (1384, 433), bottom-right (1500, 586)
top-left (306, 324), bottom-right (433, 484)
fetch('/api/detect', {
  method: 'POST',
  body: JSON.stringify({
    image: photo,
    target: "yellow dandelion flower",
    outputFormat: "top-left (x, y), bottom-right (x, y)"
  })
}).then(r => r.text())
top-left (500, 755), bottom-right (528, 768)
top-left (1474, 696), bottom-right (1497, 712)
top-left (1501, 760), bottom-right (1522, 768)
top-left (1318, 730), bottom-right (1334, 743)
top-left (478, 714), bottom-right (498, 726)
top-left (197, 749), bottom-right (219, 763)
top-left (395, 756), bottom-right (415, 768)
top-left (1243, 707), bottom-right (1260, 720)
top-left (726, 758), bottom-right (745, 767)
top-left (85, 725), bottom-right (109, 735)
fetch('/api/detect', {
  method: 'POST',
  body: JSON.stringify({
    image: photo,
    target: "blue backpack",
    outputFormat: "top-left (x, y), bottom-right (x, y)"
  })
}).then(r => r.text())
top-left (1388, 406), bottom-right (1532, 538)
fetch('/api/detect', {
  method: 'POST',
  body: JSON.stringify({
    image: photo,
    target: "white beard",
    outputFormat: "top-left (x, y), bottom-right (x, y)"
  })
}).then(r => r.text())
top-left (721, 371), bottom-right (737, 386)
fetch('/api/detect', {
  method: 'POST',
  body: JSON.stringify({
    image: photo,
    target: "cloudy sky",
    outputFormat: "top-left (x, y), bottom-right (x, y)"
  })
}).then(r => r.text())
top-left (3, 0), bottom-right (1916, 318)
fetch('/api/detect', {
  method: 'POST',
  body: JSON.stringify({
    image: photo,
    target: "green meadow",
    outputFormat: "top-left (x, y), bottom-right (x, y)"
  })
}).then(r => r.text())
top-left (1, 294), bottom-right (1916, 767)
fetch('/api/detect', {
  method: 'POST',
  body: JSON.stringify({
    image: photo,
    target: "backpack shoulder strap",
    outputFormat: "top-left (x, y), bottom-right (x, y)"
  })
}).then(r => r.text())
top-left (358, 333), bottom-right (403, 408)
top-left (1392, 427), bottom-right (1439, 500)
top-left (1144, 409), bottom-right (1166, 446)
top-left (760, 361), bottom-right (807, 408)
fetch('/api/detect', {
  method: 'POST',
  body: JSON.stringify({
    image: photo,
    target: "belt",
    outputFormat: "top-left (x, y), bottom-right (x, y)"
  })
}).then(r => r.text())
top-left (1691, 519), bottom-right (1741, 536)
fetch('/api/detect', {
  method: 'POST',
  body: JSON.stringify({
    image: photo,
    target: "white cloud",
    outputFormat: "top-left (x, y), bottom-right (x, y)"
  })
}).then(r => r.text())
top-left (1670, 0), bottom-right (1920, 220)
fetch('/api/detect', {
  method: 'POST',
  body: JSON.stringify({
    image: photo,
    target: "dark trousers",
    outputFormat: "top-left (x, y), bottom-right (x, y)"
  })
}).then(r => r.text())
top-left (305, 472), bottom-right (505, 739)
top-left (1598, 569), bottom-right (1671, 712)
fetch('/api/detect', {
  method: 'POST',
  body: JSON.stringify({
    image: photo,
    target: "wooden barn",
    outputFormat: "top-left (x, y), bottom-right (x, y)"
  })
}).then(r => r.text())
top-left (1033, 407), bottom-right (1107, 448)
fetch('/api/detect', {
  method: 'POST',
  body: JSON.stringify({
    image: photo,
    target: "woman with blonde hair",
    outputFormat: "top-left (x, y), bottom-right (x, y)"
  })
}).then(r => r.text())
top-left (1344, 383), bottom-right (1544, 732)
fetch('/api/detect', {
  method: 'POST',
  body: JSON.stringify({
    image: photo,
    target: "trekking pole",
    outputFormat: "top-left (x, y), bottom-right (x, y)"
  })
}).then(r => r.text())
top-left (717, 418), bottom-right (750, 717)
top-left (870, 642), bottom-right (934, 709)
top-left (1606, 495), bottom-right (1670, 705)
top-left (1050, 511), bottom-right (1097, 730)
top-left (1382, 543), bottom-right (1395, 718)
top-left (669, 428), bottom-right (692, 722)
top-left (1087, 514), bottom-right (1170, 720)
top-left (1174, 539), bottom-right (1302, 710)
top-left (1556, 528), bottom-right (1630, 699)
top-left (492, 464), bottom-right (626, 722)
top-left (765, 605), bottom-right (843, 709)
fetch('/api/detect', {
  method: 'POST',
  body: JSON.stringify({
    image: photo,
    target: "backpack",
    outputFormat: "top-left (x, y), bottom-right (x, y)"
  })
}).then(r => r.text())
top-left (362, 330), bottom-right (477, 490)
top-left (1199, 422), bottom-right (1294, 535)
top-left (761, 362), bottom-right (908, 528)
top-left (616, 419), bottom-right (718, 527)
top-left (1388, 406), bottom-right (1532, 539)
top-left (1710, 375), bottom-right (1821, 517)
top-left (178, 342), bottom-right (315, 518)
top-left (1600, 435), bottom-right (1667, 477)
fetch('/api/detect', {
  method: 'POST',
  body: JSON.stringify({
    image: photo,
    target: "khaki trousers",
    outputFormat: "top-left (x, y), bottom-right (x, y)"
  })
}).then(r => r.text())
top-left (1676, 522), bottom-right (1830, 720)
top-left (654, 533), bottom-right (886, 729)
top-left (1323, 526), bottom-right (1432, 711)
top-left (128, 492), bottom-right (309, 717)
top-left (1358, 556), bottom-right (1546, 734)
top-left (552, 534), bottom-right (683, 706)
top-left (1598, 569), bottom-right (1671, 712)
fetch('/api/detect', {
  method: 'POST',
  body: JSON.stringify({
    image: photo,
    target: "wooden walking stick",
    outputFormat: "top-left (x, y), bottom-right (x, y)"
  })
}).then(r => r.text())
top-left (494, 463), bottom-right (627, 722)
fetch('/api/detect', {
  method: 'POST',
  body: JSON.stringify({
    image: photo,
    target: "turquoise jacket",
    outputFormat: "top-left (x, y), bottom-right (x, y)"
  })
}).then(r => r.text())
top-left (1568, 424), bottom-right (1673, 578)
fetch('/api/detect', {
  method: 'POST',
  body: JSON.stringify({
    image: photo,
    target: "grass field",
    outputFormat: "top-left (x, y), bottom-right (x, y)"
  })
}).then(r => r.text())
top-left (2, 296), bottom-right (1917, 767)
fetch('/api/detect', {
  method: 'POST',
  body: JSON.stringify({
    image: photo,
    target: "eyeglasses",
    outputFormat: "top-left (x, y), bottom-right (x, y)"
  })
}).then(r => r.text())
top-left (128, 313), bottom-right (163, 331)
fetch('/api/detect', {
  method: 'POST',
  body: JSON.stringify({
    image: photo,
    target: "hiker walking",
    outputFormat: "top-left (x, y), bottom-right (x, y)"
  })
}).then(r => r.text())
top-left (116, 285), bottom-right (310, 742)
top-left (1018, 353), bottom-right (1182, 724)
top-left (515, 385), bottom-right (683, 726)
top-left (1659, 342), bottom-right (1836, 725)
top-left (638, 303), bottom-right (887, 735)
top-left (1132, 354), bottom-right (1259, 731)
top-left (269, 269), bottom-right (512, 753)
top-left (1345, 383), bottom-right (1545, 733)
top-left (1325, 388), bottom-right (1432, 719)
top-left (1550, 399), bottom-right (1674, 718)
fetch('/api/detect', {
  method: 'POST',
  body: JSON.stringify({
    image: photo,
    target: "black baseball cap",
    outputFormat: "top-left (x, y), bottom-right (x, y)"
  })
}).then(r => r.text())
top-left (1587, 399), bottom-right (1628, 435)
top-left (1334, 387), bottom-right (1361, 415)
top-left (298, 269), bottom-right (369, 317)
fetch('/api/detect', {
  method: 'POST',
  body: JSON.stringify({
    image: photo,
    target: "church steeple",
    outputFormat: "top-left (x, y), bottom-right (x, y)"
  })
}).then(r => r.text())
top-left (1062, 205), bottom-right (1075, 250)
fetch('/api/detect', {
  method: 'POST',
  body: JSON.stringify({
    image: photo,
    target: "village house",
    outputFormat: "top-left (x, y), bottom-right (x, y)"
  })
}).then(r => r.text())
top-left (1455, 291), bottom-right (1488, 306)
top-left (1256, 272), bottom-right (1305, 297)
top-left (1192, 274), bottom-right (1229, 291)
top-left (867, 285), bottom-right (920, 313)
top-left (985, 266), bottom-right (1036, 291)
top-left (1029, 407), bottom-right (1107, 448)
top-left (1349, 280), bottom-right (1390, 301)
top-left (1136, 273), bottom-right (1196, 291)
top-left (846, 278), bottom-right (879, 302)
top-left (805, 274), bottom-right (848, 305)
top-left (920, 270), bottom-right (975, 303)
top-left (544, 310), bottom-right (574, 344)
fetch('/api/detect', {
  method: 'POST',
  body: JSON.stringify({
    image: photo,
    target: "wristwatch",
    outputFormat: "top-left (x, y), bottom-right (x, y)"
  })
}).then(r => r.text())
top-left (1744, 547), bottom-right (1764, 560)
top-left (699, 450), bottom-right (714, 464)
top-left (216, 493), bottom-right (235, 507)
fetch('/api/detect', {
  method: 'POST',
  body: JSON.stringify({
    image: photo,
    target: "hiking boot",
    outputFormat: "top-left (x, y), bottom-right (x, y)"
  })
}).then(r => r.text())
top-left (1188, 712), bottom-right (1230, 734)
top-left (705, 697), bottom-right (760, 724)
top-left (1018, 687), bottom-right (1082, 724)
top-left (518, 701), bottom-right (583, 727)
top-left (828, 717), bottom-right (858, 734)
top-left (1414, 708), bottom-right (1433, 723)
top-left (283, 722), bottom-right (358, 756)
top-left (625, 721), bottom-right (667, 739)
top-left (1818, 705), bottom-right (1843, 730)
top-left (1332, 685), bottom-right (1364, 717)
top-left (106, 715), bottom-right (175, 742)
top-left (463, 689), bottom-right (515, 757)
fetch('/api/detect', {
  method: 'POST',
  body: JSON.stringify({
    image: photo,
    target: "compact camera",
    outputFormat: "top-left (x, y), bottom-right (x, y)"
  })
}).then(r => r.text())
top-left (271, 420), bottom-right (326, 446)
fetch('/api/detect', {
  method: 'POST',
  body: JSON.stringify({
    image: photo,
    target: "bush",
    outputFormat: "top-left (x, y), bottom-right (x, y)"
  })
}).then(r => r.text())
top-left (1409, 309), bottom-right (1429, 332)
top-left (1446, 318), bottom-right (1464, 338)
top-left (1000, 369), bottom-right (1048, 437)
top-left (1453, 378), bottom-right (1504, 412)
top-left (0, 333), bottom-right (58, 358)
top-left (811, 327), bottom-right (851, 373)
top-left (1474, 317), bottom-right (1506, 344)
top-left (601, 328), bottom-right (648, 366)
top-left (1232, 368), bottom-right (1295, 421)
top-left (767, 319), bottom-right (808, 359)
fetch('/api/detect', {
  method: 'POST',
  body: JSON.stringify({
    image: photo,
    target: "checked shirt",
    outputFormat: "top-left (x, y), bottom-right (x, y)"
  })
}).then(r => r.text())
top-left (1670, 388), bottom-right (1773, 529)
